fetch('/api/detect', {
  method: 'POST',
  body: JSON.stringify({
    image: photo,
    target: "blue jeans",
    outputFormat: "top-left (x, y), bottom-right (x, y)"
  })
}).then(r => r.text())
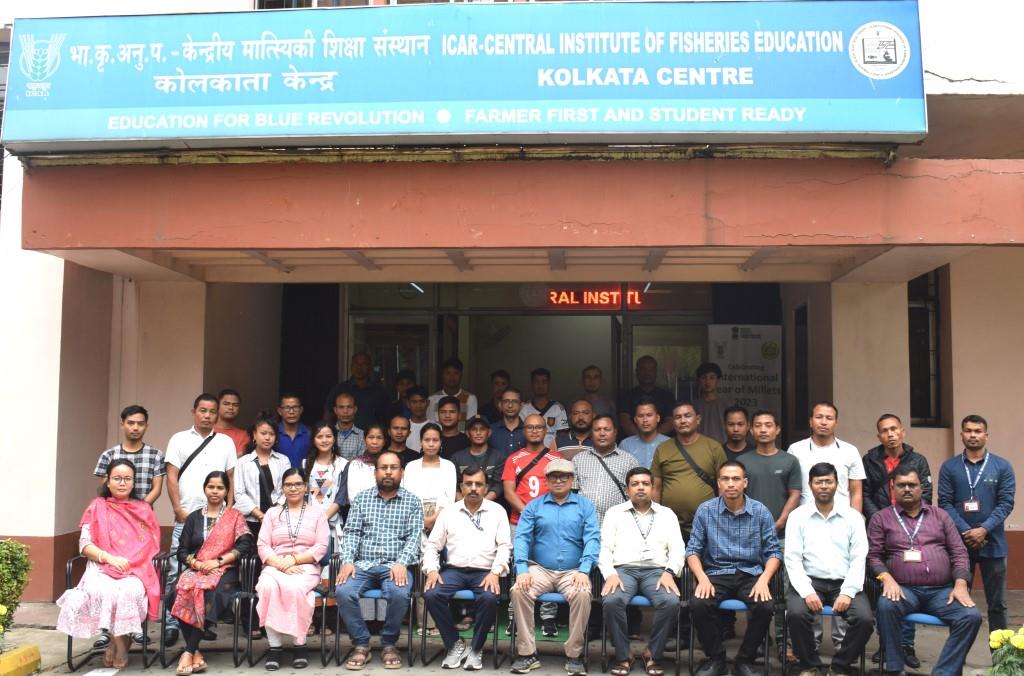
top-left (335, 565), bottom-right (412, 648)
top-left (163, 521), bottom-right (185, 630)
top-left (877, 584), bottom-right (982, 676)
top-left (423, 568), bottom-right (499, 652)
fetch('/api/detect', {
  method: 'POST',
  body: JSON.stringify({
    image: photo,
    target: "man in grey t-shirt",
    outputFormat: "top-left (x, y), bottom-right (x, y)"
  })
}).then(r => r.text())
top-left (738, 410), bottom-right (802, 531)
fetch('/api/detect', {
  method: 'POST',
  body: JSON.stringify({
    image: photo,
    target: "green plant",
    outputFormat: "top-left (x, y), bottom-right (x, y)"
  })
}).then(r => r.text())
top-left (989, 627), bottom-right (1024, 675)
top-left (0, 539), bottom-right (31, 636)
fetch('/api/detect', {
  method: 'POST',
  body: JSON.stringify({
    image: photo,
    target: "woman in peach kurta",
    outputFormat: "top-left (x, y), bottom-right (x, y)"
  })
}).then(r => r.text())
top-left (255, 467), bottom-right (328, 669)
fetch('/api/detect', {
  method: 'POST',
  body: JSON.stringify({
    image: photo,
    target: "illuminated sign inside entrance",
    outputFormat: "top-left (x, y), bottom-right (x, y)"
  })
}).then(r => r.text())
top-left (547, 288), bottom-right (643, 309)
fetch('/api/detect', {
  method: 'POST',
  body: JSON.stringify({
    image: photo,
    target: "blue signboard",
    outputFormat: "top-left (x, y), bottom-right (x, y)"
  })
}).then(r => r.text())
top-left (2, 1), bottom-right (925, 151)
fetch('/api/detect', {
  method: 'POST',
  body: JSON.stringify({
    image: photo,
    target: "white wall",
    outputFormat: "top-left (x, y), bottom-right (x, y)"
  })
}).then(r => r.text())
top-left (781, 283), bottom-right (833, 441)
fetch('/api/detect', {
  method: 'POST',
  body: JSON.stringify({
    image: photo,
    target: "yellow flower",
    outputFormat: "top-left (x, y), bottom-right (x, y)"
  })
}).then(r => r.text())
top-left (1011, 635), bottom-right (1024, 650)
top-left (992, 638), bottom-right (1004, 649)
top-left (1000, 629), bottom-right (1017, 641)
top-left (0, 604), bottom-right (7, 615)
top-left (1018, 626), bottom-right (1024, 636)
top-left (0, 624), bottom-right (5, 633)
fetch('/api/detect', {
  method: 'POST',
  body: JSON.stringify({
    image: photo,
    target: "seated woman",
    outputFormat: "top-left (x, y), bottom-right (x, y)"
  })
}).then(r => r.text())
top-left (255, 468), bottom-right (329, 671)
top-left (57, 459), bottom-right (162, 669)
top-left (171, 471), bottom-right (254, 675)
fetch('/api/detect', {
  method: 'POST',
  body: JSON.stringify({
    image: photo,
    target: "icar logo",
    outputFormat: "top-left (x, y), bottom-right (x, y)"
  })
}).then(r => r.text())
top-left (19, 33), bottom-right (67, 97)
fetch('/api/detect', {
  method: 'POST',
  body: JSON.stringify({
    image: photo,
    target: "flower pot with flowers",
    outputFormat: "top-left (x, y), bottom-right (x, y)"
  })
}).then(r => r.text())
top-left (989, 627), bottom-right (1024, 675)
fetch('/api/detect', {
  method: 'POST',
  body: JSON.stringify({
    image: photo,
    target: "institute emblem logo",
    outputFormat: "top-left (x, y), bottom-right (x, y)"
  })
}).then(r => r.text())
top-left (18, 33), bottom-right (66, 97)
top-left (849, 22), bottom-right (910, 80)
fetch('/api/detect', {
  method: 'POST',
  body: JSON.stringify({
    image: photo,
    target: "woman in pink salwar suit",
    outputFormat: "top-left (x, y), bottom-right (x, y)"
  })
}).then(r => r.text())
top-left (255, 467), bottom-right (328, 670)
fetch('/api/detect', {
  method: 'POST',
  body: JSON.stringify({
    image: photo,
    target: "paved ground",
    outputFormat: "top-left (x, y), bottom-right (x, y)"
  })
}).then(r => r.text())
top-left (9, 592), bottom-right (1020, 675)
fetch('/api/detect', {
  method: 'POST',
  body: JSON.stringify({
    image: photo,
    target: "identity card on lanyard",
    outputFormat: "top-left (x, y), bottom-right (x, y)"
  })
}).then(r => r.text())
top-left (962, 452), bottom-right (989, 513)
top-left (893, 505), bottom-right (924, 562)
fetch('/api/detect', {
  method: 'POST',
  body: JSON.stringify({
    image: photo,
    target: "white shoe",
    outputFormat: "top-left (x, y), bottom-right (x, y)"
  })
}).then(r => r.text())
top-left (463, 649), bottom-right (483, 670)
top-left (442, 639), bottom-right (468, 669)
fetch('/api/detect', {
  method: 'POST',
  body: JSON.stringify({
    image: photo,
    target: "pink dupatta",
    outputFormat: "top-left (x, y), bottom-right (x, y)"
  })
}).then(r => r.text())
top-left (81, 497), bottom-right (162, 620)
top-left (171, 508), bottom-right (250, 628)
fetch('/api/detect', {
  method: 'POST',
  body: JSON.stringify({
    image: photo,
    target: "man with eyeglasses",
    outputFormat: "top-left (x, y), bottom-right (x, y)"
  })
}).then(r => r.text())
top-left (785, 462), bottom-right (872, 676)
top-left (276, 393), bottom-right (311, 469)
top-left (868, 465), bottom-right (981, 676)
top-left (490, 387), bottom-right (527, 455)
top-left (510, 459), bottom-right (599, 676)
top-left (423, 467), bottom-right (512, 670)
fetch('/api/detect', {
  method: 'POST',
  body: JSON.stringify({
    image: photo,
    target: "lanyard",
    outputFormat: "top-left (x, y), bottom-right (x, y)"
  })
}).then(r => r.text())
top-left (962, 452), bottom-right (989, 500)
top-left (630, 507), bottom-right (655, 541)
top-left (464, 508), bottom-right (484, 531)
top-left (892, 506), bottom-right (924, 547)
top-left (284, 501), bottom-right (307, 545)
top-left (202, 503), bottom-right (225, 540)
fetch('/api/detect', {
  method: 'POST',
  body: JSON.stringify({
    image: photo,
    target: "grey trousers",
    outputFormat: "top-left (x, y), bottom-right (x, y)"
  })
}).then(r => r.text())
top-left (602, 566), bottom-right (680, 662)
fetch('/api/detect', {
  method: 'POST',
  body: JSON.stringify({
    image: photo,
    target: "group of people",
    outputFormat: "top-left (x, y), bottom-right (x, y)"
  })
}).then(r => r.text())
top-left (55, 354), bottom-right (1015, 676)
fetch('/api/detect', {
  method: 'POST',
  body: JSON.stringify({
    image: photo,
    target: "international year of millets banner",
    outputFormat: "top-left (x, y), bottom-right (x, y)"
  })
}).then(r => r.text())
top-left (2, 0), bottom-right (925, 151)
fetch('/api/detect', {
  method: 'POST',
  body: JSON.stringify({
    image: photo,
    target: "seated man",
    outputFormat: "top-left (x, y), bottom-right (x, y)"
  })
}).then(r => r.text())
top-left (785, 462), bottom-right (873, 675)
top-left (600, 467), bottom-right (684, 676)
top-left (686, 460), bottom-right (782, 676)
top-left (334, 451), bottom-right (424, 671)
top-left (510, 459), bottom-right (599, 676)
top-left (868, 465), bottom-right (982, 676)
top-left (423, 467), bottom-right (512, 671)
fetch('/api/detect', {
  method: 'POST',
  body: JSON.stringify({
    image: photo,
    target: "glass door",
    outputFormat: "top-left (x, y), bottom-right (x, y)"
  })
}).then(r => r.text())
top-left (349, 315), bottom-right (435, 396)
top-left (626, 320), bottom-right (707, 402)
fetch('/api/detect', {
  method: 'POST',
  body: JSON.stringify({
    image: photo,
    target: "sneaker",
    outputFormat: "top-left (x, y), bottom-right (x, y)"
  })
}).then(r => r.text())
top-left (510, 654), bottom-right (541, 673)
top-left (505, 619), bottom-right (514, 636)
top-left (903, 647), bottom-right (921, 669)
top-left (292, 646), bottom-right (309, 669)
top-left (130, 632), bottom-right (149, 646)
top-left (265, 648), bottom-right (283, 671)
top-left (464, 649), bottom-right (483, 671)
top-left (442, 639), bottom-right (469, 669)
top-left (93, 633), bottom-right (111, 649)
top-left (565, 656), bottom-right (587, 675)
top-left (542, 619), bottom-right (558, 637)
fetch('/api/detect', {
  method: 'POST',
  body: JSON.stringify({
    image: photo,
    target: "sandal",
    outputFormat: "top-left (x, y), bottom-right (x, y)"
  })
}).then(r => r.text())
top-left (642, 652), bottom-right (664, 676)
top-left (610, 659), bottom-right (632, 676)
top-left (191, 652), bottom-right (207, 673)
top-left (381, 645), bottom-right (402, 670)
top-left (177, 653), bottom-right (195, 676)
top-left (345, 646), bottom-right (371, 670)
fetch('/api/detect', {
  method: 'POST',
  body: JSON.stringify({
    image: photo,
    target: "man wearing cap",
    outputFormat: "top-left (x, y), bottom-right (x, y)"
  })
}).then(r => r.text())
top-left (510, 458), bottom-right (600, 676)
top-left (452, 416), bottom-right (507, 503)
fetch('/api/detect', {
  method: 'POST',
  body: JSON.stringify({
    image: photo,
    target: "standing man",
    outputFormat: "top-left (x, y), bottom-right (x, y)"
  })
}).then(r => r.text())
top-left (423, 467), bottom-right (512, 670)
top-left (687, 461), bottom-right (782, 676)
top-left (164, 393), bottom-right (238, 645)
top-left (335, 451), bottom-right (424, 671)
top-left (938, 414), bottom-right (1016, 636)
top-left (600, 467), bottom-right (684, 676)
top-left (739, 410), bottom-right (802, 536)
top-left (388, 369), bottom-right (417, 420)
top-left (489, 386), bottom-right (526, 455)
top-left (428, 357), bottom-right (478, 428)
top-left (452, 416), bottom-right (507, 503)
top-left (869, 466), bottom-right (982, 676)
top-left (722, 405), bottom-right (755, 462)
top-left (479, 369), bottom-right (511, 424)
top-left (387, 414), bottom-right (419, 467)
top-left (693, 362), bottom-right (729, 446)
top-left (437, 395), bottom-right (471, 460)
top-left (510, 459), bottom-right (599, 676)
top-left (521, 367), bottom-right (567, 448)
top-left (785, 462), bottom-right (873, 676)
top-left (276, 392), bottom-right (311, 469)
top-left (573, 415), bottom-right (640, 523)
top-left (405, 386), bottom-right (431, 452)
top-left (501, 413), bottom-right (564, 637)
top-left (580, 365), bottom-right (616, 419)
top-left (332, 392), bottom-right (366, 461)
top-left (788, 402), bottom-right (865, 512)
top-left (94, 404), bottom-right (165, 506)
top-left (619, 397), bottom-right (670, 469)
top-left (326, 351), bottom-right (392, 430)
top-left (214, 388), bottom-right (250, 457)
top-left (618, 355), bottom-right (674, 437)
top-left (553, 399), bottom-right (595, 461)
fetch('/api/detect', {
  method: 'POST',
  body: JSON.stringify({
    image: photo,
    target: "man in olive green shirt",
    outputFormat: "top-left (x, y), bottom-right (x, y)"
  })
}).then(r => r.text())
top-left (651, 402), bottom-right (728, 536)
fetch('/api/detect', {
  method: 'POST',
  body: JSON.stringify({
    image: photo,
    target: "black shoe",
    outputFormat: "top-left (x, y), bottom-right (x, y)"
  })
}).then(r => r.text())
top-left (871, 649), bottom-right (880, 664)
top-left (510, 653), bottom-right (541, 673)
top-left (903, 647), bottom-right (920, 669)
top-left (93, 633), bottom-right (111, 649)
top-left (130, 632), bottom-right (149, 646)
top-left (694, 657), bottom-right (727, 676)
top-left (292, 646), bottom-right (309, 669)
top-left (265, 647), bottom-right (283, 671)
top-left (542, 619), bottom-right (558, 637)
top-left (203, 628), bottom-right (218, 641)
top-left (163, 627), bottom-right (179, 647)
top-left (733, 662), bottom-right (763, 676)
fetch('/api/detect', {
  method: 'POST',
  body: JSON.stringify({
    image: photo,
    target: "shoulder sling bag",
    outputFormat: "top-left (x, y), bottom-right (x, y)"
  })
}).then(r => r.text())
top-left (591, 452), bottom-right (628, 501)
top-left (177, 432), bottom-right (217, 479)
top-left (673, 437), bottom-right (718, 495)
top-left (514, 448), bottom-right (551, 487)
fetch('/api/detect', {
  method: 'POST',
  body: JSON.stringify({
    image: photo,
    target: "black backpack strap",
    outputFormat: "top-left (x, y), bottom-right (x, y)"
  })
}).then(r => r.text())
top-left (590, 451), bottom-right (628, 501)
top-left (514, 448), bottom-right (551, 487)
top-left (673, 437), bottom-right (717, 495)
top-left (178, 432), bottom-right (217, 479)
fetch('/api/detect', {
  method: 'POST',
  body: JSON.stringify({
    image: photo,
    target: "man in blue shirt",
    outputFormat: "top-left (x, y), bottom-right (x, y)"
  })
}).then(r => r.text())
top-left (489, 386), bottom-right (526, 454)
top-left (510, 459), bottom-right (600, 676)
top-left (938, 414), bottom-right (1016, 633)
top-left (686, 460), bottom-right (783, 676)
top-left (275, 393), bottom-right (310, 468)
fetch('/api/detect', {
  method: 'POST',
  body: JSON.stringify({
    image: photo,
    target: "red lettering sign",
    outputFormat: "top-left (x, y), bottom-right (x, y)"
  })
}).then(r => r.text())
top-left (546, 287), bottom-right (639, 310)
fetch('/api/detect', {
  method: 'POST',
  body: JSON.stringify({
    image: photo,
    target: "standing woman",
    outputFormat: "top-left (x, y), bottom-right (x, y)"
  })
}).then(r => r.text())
top-left (57, 459), bottom-right (162, 669)
top-left (402, 423), bottom-right (458, 532)
top-left (302, 421), bottom-right (347, 554)
top-left (235, 414), bottom-right (291, 540)
top-left (255, 468), bottom-right (329, 670)
top-left (172, 471), bottom-right (253, 675)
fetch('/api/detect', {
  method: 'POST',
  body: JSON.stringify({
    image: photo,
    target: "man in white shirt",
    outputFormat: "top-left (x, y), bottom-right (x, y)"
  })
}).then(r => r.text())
top-left (520, 367), bottom-right (568, 447)
top-left (600, 467), bottom-right (684, 676)
top-left (427, 357), bottom-right (479, 429)
top-left (423, 467), bottom-right (512, 671)
top-left (787, 402), bottom-right (865, 512)
top-left (784, 462), bottom-right (872, 676)
top-left (163, 393), bottom-right (238, 644)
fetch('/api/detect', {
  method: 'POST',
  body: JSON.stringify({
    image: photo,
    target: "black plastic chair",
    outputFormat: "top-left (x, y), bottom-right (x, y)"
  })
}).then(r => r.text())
top-left (64, 552), bottom-right (168, 672)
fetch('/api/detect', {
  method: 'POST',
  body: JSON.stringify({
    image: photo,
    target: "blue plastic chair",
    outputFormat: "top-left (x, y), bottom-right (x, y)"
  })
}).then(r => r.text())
top-left (332, 560), bottom-right (417, 667)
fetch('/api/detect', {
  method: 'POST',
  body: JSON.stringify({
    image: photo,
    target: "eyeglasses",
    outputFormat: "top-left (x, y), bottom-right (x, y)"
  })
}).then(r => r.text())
top-left (501, 399), bottom-right (520, 405)
top-left (282, 482), bottom-right (306, 489)
top-left (110, 476), bottom-right (133, 484)
top-left (548, 474), bottom-right (572, 482)
top-left (279, 405), bottom-right (302, 412)
top-left (524, 425), bottom-right (546, 431)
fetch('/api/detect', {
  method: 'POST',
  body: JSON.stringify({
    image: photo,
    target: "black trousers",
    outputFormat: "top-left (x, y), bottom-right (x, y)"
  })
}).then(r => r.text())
top-left (689, 572), bottom-right (772, 664)
top-left (786, 577), bottom-right (873, 670)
